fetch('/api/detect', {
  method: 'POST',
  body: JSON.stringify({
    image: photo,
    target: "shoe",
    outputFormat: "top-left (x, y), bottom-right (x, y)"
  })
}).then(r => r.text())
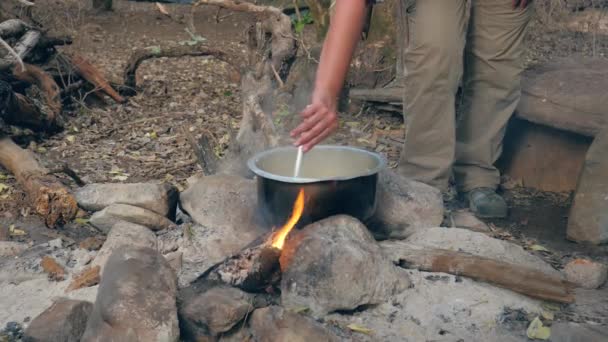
top-left (465, 188), bottom-right (508, 218)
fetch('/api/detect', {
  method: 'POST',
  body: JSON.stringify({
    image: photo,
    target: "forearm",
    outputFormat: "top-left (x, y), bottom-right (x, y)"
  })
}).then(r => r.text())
top-left (313, 0), bottom-right (369, 101)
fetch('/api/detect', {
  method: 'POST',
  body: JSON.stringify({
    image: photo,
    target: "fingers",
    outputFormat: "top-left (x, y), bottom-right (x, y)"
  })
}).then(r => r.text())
top-left (302, 122), bottom-right (339, 152)
top-left (290, 109), bottom-right (328, 138)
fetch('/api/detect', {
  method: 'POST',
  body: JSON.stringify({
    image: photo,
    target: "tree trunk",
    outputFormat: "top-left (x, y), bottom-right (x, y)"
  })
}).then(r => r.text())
top-left (92, 0), bottom-right (112, 11)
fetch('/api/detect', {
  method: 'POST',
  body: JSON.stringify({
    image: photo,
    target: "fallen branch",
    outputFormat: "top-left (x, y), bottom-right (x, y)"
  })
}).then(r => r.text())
top-left (0, 137), bottom-right (78, 227)
top-left (0, 37), bottom-right (25, 72)
top-left (67, 53), bottom-right (126, 103)
top-left (384, 242), bottom-right (576, 303)
top-left (194, 0), bottom-right (283, 16)
top-left (0, 30), bottom-right (41, 71)
top-left (123, 44), bottom-right (229, 91)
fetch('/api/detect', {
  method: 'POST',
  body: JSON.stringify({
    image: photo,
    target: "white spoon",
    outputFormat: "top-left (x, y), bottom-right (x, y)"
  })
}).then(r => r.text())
top-left (293, 146), bottom-right (303, 178)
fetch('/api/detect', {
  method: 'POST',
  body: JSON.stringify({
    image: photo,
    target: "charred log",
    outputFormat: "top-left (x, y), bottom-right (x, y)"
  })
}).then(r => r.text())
top-left (0, 80), bottom-right (57, 131)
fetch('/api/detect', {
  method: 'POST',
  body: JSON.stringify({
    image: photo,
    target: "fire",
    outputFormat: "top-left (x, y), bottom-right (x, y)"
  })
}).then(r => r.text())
top-left (271, 188), bottom-right (305, 250)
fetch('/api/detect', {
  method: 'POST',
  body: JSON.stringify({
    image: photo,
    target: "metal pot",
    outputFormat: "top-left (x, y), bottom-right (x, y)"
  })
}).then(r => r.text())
top-left (247, 145), bottom-right (386, 228)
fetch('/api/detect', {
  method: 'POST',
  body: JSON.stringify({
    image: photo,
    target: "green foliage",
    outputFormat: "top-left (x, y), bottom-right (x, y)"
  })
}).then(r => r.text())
top-left (292, 10), bottom-right (314, 34)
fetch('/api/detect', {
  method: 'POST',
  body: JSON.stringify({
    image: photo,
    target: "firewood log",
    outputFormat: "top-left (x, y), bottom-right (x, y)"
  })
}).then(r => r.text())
top-left (0, 19), bottom-right (29, 38)
top-left (0, 30), bottom-right (41, 71)
top-left (12, 63), bottom-right (62, 119)
top-left (385, 242), bottom-right (576, 303)
top-left (0, 137), bottom-right (78, 227)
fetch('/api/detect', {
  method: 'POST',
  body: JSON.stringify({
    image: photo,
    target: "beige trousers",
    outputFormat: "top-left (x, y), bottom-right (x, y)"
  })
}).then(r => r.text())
top-left (398, 0), bottom-right (533, 192)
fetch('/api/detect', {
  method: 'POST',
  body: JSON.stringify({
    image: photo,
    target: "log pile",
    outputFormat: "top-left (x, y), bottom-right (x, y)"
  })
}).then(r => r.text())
top-left (0, 17), bottom-right (122, 227)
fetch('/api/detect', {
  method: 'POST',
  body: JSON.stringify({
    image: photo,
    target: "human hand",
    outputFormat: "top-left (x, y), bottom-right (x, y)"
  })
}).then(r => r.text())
top-left (512, 0), bottom-right (529, 9)
top-left (290, 94), bottom-right (339, 152)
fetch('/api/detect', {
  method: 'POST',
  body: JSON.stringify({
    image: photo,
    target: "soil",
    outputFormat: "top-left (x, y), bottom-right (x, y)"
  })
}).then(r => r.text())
top-left (0, 1), bottom-right (606, 270)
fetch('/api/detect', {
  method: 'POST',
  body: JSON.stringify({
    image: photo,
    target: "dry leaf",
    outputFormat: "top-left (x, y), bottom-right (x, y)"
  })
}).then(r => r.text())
top-left (347, 324), bottom-right (373, 335)
top-left (9, 225), bottom-right (26, 237)
top-left (156, 2), bottom-right (170, 15)
top-left (530, 244), bottom-right (550, 252)
top-left (541, 309), bottom-right (555, 321)
top-left (66, 135), bottom-right (76, 143)
top-left (0, 183), bottom-right (9, 193)
top-left (74, 218), bottom-right (90, 225)
top-left (111, 174), bottom-right (129, 181)
top-left (527, 317), bottom-right (551, 340)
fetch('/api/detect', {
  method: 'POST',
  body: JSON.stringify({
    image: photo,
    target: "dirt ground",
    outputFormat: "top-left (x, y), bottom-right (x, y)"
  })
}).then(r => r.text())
top-left (0, 1), bottom-right (607, 264)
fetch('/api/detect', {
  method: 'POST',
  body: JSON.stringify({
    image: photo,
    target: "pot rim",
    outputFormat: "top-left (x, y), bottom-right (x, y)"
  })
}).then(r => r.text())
top-left (247, 145), bottom-right (387, 184)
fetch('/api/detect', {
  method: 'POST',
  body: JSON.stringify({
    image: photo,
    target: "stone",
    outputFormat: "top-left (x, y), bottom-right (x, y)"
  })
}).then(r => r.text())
top-left (390, 227), bottom-right (562, 278)
top-left (180, 286), bottom-right (254, 339)
top-left (280, 215), bottom-right (410, 318)
top-left (81, 247), bottom-right (179, 342)
top-left (326, 270), bottom-right (543, 342)
top-left (367, 170), bottom-right (444, 240)
top-left (68, 248), bottom-right (95, 274)
top-left (563, 259), bottom-right (608, 289)
top-left (177, 175), bottom-right (269, 287)
top-left (446, 209), bottom-right (491, 233)
top-left (23, 298), bottom-right (93, 342)
top-left (79, 236), bottom-right (105, 251)
top-left (250, 306), bottom-right (340, 342)
top-left (0, 241), bottom-right (28, 257)
top-left (179, 174), bottom-right (266, 234)
top-left (40, 256), bottom-right (66, 281)
top-left (568, 128), bottom-right (608, 245)
top-left (551, 322), bottom-right (608, 342)
top-left (91, 221), bottom-right (157, 274)
top-left (164, 251), bottom-right (182, 273)
top-left (47, 238), bottom-right (63, 249)
top-left (90, 203), bottom-right (176, 233)
top-left (75, 182), bottom-right (178, 218)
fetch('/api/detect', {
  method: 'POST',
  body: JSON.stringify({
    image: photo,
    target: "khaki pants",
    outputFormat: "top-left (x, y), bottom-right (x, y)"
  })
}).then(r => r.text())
top-left (398, 0), bottom-right (533, 192)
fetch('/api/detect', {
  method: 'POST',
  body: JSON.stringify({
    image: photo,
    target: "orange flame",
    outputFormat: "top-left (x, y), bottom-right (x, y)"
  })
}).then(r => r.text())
top-left (271, 188), bottom-right (305, 250)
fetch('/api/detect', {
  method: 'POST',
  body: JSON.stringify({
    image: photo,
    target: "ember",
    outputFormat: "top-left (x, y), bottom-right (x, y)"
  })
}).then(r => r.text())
top-left (270, 188), bottom-right (305, 250)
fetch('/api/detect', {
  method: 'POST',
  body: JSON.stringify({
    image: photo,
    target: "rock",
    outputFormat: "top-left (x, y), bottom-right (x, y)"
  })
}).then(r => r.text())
top-left (82, 247), bottom-right (179, 342)
top-left (551, 322), bottom-right (608, 342)
top-left (179, 174), bottom-right (266, 234)
top-left (326, 270), bottom-right (543, 342)
top-left (391, 227), bottom-right (562, 278)
top-left (563, 259), bottom-right (608, 289)
top-left (250, 306), bottom-right (340, 342)
top-left (91, 221), bottom-right (157, 274)
top-left (90, 203), bottom-right (176, 233)
top-left (367, 170), bottom-right (444, 240)
top-left (177, 175), bottom-right (269, 287)
top-left (47, 238), bottom-right (63, 249)
top-left (23, 298), bottom-right (93, 342)
top-left (180, 286), bottom-right (254, 339)
top-left (0, 241), bottom-right (28, 257)
top-left (66, 266), bottom-right (100, 292)
top-left (446, 209), bottom-right (491, 233)
top-left (280, 215), bottom-right (410, 318)
top-left (75, 182), bottom-right (178, 218)
top-left (79, 236), bottom-right (105, 251)
top-left (568, 128), bottom-right (608, 245)
top-left (164, 251), bottom-right (182, 273)
top-left (40, 256), bottom-right (66, 281)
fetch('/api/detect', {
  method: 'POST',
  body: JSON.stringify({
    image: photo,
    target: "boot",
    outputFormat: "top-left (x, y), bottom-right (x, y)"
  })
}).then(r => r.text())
top-left (466, 188), bottom-right (508, 218)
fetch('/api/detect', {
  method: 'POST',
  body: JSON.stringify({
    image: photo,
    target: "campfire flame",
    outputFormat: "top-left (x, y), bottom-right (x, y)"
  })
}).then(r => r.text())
top-left (271, 188), bottom-right (305, 250)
